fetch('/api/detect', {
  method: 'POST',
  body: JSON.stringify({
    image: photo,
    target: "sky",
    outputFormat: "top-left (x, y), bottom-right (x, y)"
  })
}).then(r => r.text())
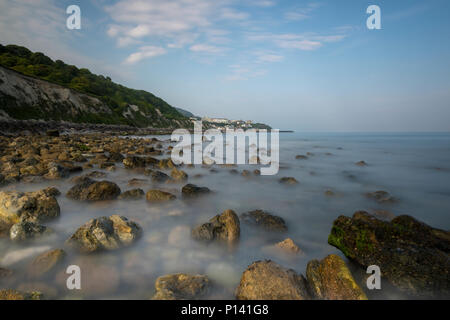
top-left (0, 0), bottom-right (449, 131)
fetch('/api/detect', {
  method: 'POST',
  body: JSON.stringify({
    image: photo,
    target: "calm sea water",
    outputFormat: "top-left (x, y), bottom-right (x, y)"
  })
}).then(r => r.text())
top-left (1, 132), bottom-right (449, 299)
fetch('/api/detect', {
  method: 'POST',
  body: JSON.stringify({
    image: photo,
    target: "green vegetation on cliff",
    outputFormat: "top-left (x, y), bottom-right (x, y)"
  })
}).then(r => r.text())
top-left (0, 44), bottom-right (185, 127)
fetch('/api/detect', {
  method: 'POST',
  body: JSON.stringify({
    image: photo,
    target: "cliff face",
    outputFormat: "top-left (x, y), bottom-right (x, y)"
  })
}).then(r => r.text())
top-left (0, 66), bottom-right (189, 128)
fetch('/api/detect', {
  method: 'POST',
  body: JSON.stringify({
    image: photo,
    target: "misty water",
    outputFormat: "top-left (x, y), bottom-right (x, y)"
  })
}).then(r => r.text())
top-left (1, 132), bottom-right (450, 299)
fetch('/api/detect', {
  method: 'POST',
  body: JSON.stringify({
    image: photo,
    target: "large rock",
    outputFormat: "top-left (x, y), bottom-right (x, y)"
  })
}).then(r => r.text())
top-left (66, 178), bottom-right (121, 201)
top-left (192, 209), bottom-right (240, 244)
top-left (9, 221), bottom-right (52, 242)
top-left (67, 215), bottom-right (142, 253)
top-left (28, 249), bottom-right (65, 278)
top-left (146, 190), bottom-right (176, 202)
top-left (328, 211), bottom-right (450, 297)
top-left (306, 254), bottom-right (367, 300)
top-left (279, 177), bottom-right (299, 185)
top-left (235, 260), bottom-right (309, 300)
top-left (0, 189), bottom-right (60, 226)
top-left (182, 184), bottom-right (210, 197)
top-left (123, 156), bottom-right (158, 169)
top-left (145, 169), bottom-right (171, 183)
top-left (240, 210), bottom-right (287, 232)
top-left (152, 273), bottom-right (210, 300)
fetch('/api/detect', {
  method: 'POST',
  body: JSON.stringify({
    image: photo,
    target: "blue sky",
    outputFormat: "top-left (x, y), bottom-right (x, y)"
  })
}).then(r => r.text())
top-left (1, 0), bottom-right (449, 131)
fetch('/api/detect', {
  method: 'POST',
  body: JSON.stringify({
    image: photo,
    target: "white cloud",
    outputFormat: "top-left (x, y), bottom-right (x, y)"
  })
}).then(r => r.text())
top-left (225, 64), bottom-right (267, 81)
top-left (284, 2), bottom-right (321, 21)
top-left (220, 8), bottom-right (249, 20)
top-left (249, 0), bottom-right (276, 7)
top-left (190, 44), bottom-right (225, 54)
top-left (256, 53), bottom-right (284, 63)
top-left (248, 33), bottom-right (345, 51)
top-left (125, 46), bottom-right (167, 64)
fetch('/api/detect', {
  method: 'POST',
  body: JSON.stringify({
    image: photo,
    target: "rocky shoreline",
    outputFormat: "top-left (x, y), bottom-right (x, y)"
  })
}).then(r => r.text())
top-left (0, 132), bottom-right (449, 300)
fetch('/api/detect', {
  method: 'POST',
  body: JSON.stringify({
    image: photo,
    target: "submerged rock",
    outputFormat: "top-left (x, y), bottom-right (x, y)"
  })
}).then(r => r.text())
top-left (240, 210), bottom-right (287, 232)
top-left (146, 190), bottom-right (176, 202)
top-left (0, 267), bottom-right (13, 278)
top-left (295, 155), bottom-right (308, 160)
top-left (182, 184), bottom-right (211, 197)
top-left (67, 215), bottom-right (142, 253)
top-left (192, 209), bottom-right (240, 244)
top-left (328, 211), bottom-right (450, 297)
top-left (0, 189), bottom-right (60, 226)
top-left (145, 169), bottom-right (171, 183)
top-left (306, 254), bottom-right (367, 300)
top-left (365, 190), bottom-right (396, 203)
top-left (9, 221), bottom-right (52, 242)
top-left (118, 189), bottom-right (145, 200)
top-left (170, 168), bottom-right (188, 182)
top-left (123, 156), bottom-right (157, 169)
top-left (66, 179), bottom-right (121, 201)
top-left (28, 249), bottom-right (65, 278)
top-left (279, 177), bottom-right (299, 185)
top-left (275, 238), bottom-right (303, 254)
top-left (152, 273), bottom-right (210, 300)
top-left (355, 160), bottom-right (367, 166)
top-left (235, 260), bottom-right (309, 300)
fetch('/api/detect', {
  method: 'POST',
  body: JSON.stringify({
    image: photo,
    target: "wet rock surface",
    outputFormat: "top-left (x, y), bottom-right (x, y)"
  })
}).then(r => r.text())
top-left (235, 260), bottom-right (309, 300)
top-left (192, 209), bottom-right (240, 244)
top-left (152, 273), bottom-right (210, 300)
top-left (28, 249), bottom-right (66, 278)
top-left (279, 177), bottom-right (299, 185)
top-left (240, 210), bottom-right (287, 232)
top-left (306, 254), bottom-right (367, 300)
top-left (66, 179), bottom-right (121, 201)
top-left (118, 188), bottom-right (145, 200)
top-left (328, 211), bottom-right (450, 297)
top-left (146, 190), bottom-right (176, 202)
top-left (182, 184), bottom-right (211, 197)
top-left (67, 215), bottom-right (142, 253)
top-left (9, 221), bottom-right (52, 242)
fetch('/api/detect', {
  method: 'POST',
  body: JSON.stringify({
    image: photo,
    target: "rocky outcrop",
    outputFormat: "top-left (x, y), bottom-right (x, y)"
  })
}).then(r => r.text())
top-left (235, 260), bottom-right (309, 300)
top-left (67, 215), bottom-right (142, 253)
top-left (306, 254), bottom-right (367, 300)
top-left (240, 210), bottom-right (287, 232)
top-left (328, 211), bottom-right (450, 297)
top-left (192, 209), bottom-right (240, 244)
top-left (66, 178), bottom-right (121, 201)
top-left (152, 274), bottom-right (210, 300)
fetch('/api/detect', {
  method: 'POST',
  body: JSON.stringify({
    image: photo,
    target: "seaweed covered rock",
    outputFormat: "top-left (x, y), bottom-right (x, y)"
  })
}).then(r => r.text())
top-left (235, 260), bottom-right (309, 300)
top-left (67, 215), bottom-right (142, 253)
top-left (192, 209), bottom-right (240, 244)
top-left (66, 178), bottom-right (121, 201)
top-left (152, 274), bottom-right (210, 300)
top-left (306, 254), bottom-right (367, 300)
top-left (240, 210), bottom-right (287, 232)
top-left (328, 211), bottom-right (450, 297)
top-left (0, 188), bottom-right (60, 226)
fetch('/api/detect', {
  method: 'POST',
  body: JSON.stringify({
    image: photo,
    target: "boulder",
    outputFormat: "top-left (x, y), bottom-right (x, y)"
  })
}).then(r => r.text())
top-left (152, 273), bottom-right (210, 300)
top-left (328, 211), bottom-right (450, 297)
top-left (66, 179), bottom-right (121, 201)
top-left (9, 221), bottom-right (52, 242)
top-left (146, 190), bottom-right (176, 202)
top-left (306, 254), bottom-right (367, 300)
top-left (355, 161), bottom-right (367, 166)
top-left (66, 215), bottom-right (142, 253)
top-left (235, 260), bottom-right (309, 300)
top-left (118, 189), bottom-right (145, 200)
top-left (240, 210), bottom-right (287, 232)
top-left (182, 184), bottom-right (211, 197)
top-left (28, 249), bottom-right (65, 278)
top-left (0, 189), bottom-right (60, 225)
top-left (192, 209), bottom-right (240, 244)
